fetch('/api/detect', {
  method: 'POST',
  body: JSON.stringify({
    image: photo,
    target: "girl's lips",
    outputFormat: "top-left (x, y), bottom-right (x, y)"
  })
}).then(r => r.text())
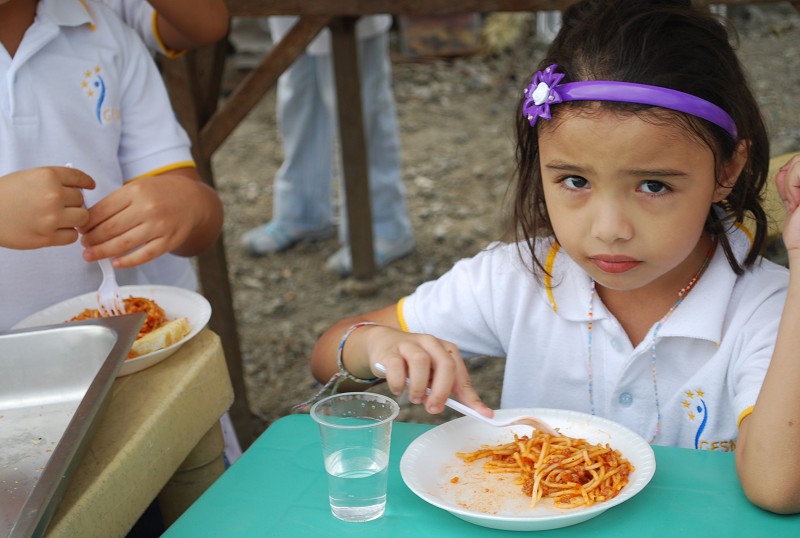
top-left (590, 256), bottom-right (641, 274)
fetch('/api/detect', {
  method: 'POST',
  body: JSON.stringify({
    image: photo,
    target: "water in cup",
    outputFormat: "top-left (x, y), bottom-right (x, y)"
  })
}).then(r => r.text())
top-left (325, 447), bottom-right (389, 522)
top-left (311, 392), bottom-right (399, 523)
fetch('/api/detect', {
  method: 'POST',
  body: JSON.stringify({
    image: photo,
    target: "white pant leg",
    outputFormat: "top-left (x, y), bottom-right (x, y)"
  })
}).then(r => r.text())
top-left (219, 411), bottom-right (242, 466)
top-left (709, 5), bottom-right (727, 17)
top-left (315, 33), bottom-right (413, 245)
top-left (536, 11), bottom-right (561, 43)
top-left (356, 32), bottom-right (413, 244)
top-left (272, 53), bottom-right (336, 234)
top-left (229, 17), bottom-right (271, 69)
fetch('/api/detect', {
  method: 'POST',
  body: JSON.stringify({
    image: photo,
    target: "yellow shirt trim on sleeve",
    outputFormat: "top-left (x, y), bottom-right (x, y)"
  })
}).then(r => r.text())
top-left (124, 161), bottom-right (196, 183)
top-left (152, 11), bottom-right (186, 58)
top-left (737, 405), bottom-right (754, 428)
top-left (397, 297), bottom-right (410, 333)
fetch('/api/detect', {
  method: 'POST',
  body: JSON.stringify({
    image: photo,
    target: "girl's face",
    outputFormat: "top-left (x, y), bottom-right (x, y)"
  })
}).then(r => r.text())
top-left (538, 108), bottom-right (738, 295)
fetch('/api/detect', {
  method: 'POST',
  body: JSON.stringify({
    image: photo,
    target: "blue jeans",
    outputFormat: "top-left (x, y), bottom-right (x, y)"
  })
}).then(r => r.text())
top-left (271, 32), bottom-right (413, 245)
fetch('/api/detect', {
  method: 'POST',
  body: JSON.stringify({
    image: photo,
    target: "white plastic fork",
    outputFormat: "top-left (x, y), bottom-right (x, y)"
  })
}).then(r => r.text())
top-left (96, 257), bottom-right (126, 317)
top-left (67, 166), bottom-right (126, 318)
top-left (374, 363), bottom-right (560, 436)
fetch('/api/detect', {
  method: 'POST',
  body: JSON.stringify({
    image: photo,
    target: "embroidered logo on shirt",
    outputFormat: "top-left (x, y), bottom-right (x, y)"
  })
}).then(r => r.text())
top-left (682, 388), bottom-right (736, 451)
top-left (81, 66), bottom-right (120, 125)
top-left (682, 389), bottom-right (708, 449)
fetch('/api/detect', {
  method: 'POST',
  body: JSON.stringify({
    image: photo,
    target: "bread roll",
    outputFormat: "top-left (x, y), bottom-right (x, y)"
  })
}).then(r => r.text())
top-left (129, 317), bottom-right (191, 358)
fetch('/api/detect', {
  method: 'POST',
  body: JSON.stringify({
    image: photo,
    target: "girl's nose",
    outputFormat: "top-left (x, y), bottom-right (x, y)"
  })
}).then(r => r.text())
top-left (590, 201), bottom-right (634, 243)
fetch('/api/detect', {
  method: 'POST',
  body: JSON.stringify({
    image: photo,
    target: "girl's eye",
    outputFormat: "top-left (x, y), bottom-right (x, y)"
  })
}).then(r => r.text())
top-left (562, 176), bottom-right (589, 190)
top-left (640, 180), bottom-right (671, 195)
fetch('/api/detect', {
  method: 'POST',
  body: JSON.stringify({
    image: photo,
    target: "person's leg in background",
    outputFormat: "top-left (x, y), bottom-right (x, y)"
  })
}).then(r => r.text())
top-left (240, 52), bottom-right (336, 255)
top-left (228, 17), bottom-right (271, 70)
top-left (709, 5), bottom-right (727, 17)
top-left (535, 11), bottom-right (561, 43)
top-left (322, 32), bottom-right (415, 276)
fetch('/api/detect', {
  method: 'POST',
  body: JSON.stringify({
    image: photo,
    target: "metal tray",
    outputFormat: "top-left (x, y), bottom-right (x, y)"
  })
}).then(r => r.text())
top-left (0, 314), bottom-right (144, 538)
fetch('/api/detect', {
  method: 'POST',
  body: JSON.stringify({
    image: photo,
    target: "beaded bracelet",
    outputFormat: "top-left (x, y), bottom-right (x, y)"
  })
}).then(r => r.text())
top-left (291, 322), bottom-right (381, 411)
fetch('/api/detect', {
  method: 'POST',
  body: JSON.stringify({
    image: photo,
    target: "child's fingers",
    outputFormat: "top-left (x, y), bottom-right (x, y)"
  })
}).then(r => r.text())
top-left (370, 352), bottom-right (408, 396)
top-left (450, 360), bottom-right (493, 418)
top-left (424, 343), bottom-right (462, 413)
top-left (49, 228), bottom-right (81, 247)
top-left (402, 337), bottom-right (440, 405)
top-left (61, 206), bottom-right (91, 230)
top-left (778, 154), bottom-right (800, 172)
top-left (56, 185), bottom-right (88, 209)
top-left (787, 159), bottom-right (800, 210)
top-left (59, 166), bottom-right (96, 190)
top-left (775, 157), bottom-right (800, 211)
top-left (107, 240), bottom-right (163, 268)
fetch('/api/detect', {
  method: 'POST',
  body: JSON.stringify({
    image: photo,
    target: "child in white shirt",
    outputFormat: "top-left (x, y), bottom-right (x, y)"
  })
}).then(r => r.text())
top-left (0, 0), bottom-right (222, 328)
top-left (309, 0), bottom-right (800, 513)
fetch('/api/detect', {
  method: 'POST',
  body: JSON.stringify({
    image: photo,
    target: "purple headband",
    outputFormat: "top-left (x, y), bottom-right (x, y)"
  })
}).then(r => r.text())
top-left (522, 64), bottom-right (738, 140)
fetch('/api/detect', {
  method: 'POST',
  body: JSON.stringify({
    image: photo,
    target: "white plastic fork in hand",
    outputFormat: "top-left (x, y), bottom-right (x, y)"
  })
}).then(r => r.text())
top-left (96, 257), bottom-right (126, 317)
top-left (373, 363), bottom-right (560, 436)
top-left (66, 166), bottom-right (126, 318)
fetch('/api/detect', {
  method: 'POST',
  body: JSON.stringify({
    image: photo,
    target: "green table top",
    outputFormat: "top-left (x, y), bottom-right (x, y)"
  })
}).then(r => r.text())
top-left (164, 414), bottom-right (799, 537)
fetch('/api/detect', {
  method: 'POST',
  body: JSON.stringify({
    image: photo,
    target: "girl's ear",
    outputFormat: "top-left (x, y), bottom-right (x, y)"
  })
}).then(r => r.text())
top-left (713, 140), bottom-right (749, 203)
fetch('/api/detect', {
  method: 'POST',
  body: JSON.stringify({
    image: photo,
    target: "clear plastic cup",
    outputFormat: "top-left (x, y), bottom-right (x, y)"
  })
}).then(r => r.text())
top-left (310, 392), bottom-right (400, 522)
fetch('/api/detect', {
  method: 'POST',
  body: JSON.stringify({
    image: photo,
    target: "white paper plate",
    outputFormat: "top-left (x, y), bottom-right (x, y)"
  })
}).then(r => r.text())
top-left (12, 285), bottom-right (211, 377)
top-left (400, 408), bottom-right (656, 531)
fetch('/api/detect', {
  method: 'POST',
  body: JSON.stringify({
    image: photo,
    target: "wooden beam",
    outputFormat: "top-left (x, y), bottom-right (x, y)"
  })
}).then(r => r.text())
top-left (198, 15), bottom-right (331, 158)
top-left (226, 0), bottom-right (787, 17)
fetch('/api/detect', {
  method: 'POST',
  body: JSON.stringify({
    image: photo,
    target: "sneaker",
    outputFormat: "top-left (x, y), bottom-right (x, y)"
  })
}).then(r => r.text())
top-left (240, 221), bottom-right (334, 256)
top-left (325, 236), bottom-right (415, 277)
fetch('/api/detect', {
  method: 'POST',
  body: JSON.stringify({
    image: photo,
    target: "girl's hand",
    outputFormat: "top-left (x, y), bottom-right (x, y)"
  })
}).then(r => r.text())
top-left (776, 155), bottom-right (800, 250)
top-left (78, 168), bottom-right (222, 267)
top-left (352, 324), bottom-right (492, 417)
top-left (0, 167), bottom-right (94, 249)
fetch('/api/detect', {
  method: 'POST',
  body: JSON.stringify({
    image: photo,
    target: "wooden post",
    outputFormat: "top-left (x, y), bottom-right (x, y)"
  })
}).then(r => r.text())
top-left (161, 42), bottom-right (257, 448)
top-left (330, 17), bottom-right (376, 280)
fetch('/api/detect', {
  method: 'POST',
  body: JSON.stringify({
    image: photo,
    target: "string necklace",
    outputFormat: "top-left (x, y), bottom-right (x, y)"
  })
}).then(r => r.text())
top-left (586, 241), bottom-right (715, 442)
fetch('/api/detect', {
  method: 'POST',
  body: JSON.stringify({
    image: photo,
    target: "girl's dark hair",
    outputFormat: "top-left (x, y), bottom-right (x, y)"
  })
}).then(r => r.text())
top-left (512, 0), bottom-right (769, 278)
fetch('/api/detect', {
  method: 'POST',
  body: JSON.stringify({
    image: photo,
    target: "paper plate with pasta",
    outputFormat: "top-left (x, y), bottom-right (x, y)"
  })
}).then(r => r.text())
top-left (12, 285), bottom-right (211, 377)
top-left (400, 408), bottom-right (656, 531)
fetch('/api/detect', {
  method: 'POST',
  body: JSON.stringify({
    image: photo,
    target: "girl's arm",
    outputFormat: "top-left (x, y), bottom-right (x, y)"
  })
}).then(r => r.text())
top-left (310, 304), bottom-right (492, 417)
top-left (78, 167), bottom-right (223, 267)
top-left (736, 154), bottom-right (800, 514)
top-left (149, 0), bottom-right (229, 51)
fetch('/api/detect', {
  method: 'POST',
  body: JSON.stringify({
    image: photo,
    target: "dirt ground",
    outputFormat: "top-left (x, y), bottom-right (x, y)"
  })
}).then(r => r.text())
top-left (210, 6), bottom-right (800, 439)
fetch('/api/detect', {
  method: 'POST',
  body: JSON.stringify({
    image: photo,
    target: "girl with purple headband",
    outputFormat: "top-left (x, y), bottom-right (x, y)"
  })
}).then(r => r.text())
top-left (308, 0), bottom-right (799, 513)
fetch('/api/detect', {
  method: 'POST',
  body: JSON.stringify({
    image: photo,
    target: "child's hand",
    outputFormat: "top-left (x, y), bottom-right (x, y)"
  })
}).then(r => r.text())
top-left (776, 155), bottom-right (800, 251)
top-left (359, 325), bottom-right (492, 417)
top-left (0, 167), bottom-right (94, 249)
top-left (78, 168), bottom-right (223, 267)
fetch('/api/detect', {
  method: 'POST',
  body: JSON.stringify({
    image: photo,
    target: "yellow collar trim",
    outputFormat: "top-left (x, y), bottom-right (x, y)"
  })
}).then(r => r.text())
top-left (733, 220), bottom-right (754, 246)
top-left (77, 0), bottom-right (96, 31)
top-left (543, 242), bottom-right (560, 312)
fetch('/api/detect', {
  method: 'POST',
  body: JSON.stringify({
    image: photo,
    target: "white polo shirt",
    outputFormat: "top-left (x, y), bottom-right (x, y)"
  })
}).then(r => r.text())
top-left (0, 0), bottom-right (196, 329)
top-left (400, 228), bottom-right (788, 450)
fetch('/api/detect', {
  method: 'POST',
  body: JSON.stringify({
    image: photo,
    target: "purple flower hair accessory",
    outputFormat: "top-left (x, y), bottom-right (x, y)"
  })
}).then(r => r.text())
top-left (520, 63), bottom-right (738, 139)
top-left (522, 64), bottom-right (564, 126)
